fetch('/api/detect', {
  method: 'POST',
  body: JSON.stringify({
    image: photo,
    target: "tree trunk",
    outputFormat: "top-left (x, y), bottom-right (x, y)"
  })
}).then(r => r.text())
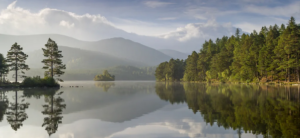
top-left (288, 54), bottom-right (290, 82)
top-left (15, 58), bottom-right (17, 83)
top-left (297, 53), bottom-right (300, 82)
top-left (285, 68), bottom-right (288, 82)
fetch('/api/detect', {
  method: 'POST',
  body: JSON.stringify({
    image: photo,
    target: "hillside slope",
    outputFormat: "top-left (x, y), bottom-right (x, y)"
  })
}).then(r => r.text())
top-left (159, 49), bottom-right (188, 60)
top-left (86, 38), bottom-right (172, 66)
top-left (0, 34), bottom-right (172, 66)
top-left (26, 46), bottom-right (145, 69)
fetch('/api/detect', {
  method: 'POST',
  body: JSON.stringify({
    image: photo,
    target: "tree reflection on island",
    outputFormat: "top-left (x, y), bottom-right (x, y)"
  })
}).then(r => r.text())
top-left (42, 89), bottom-right (66, 136)
top-left (155, 83), bottom-right (300, 138)
top-left (5, 90), bottom-right (29, 131)
top-left (0, 90), bottom-right (8, 122)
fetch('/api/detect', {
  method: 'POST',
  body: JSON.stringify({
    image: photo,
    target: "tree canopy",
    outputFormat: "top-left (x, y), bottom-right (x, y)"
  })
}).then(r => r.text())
top-left (155, 17), bottom-right (300, 83)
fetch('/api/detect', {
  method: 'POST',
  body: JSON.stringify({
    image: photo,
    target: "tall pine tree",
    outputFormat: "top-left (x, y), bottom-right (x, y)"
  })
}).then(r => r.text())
top-left (42, 39), bottom-right (66, 82)
top-left (6, 43), bottom-right (30, 83)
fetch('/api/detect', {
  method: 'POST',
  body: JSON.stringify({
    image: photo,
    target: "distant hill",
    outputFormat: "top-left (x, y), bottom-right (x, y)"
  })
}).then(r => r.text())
top-left (0, 34), bottom-right (172, 66)
top-left (159, 49), bottom-right (188, 60)
top-left (85, 38), bottom-right (172, 66)
top-left (26, 46), bottom-right (145, 69)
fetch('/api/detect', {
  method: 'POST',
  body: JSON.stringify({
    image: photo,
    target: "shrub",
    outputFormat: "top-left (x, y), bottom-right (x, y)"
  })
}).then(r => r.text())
top-left (22, 76), bottom-right (59, 87)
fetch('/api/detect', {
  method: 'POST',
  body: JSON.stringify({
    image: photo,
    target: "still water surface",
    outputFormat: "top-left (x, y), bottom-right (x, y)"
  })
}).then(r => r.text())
top-left (0, 81), bottom-right (299, 138)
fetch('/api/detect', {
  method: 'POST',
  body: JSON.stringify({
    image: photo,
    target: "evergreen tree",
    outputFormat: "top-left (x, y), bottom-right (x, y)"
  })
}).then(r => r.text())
top-left (6, 43), bottom-right (30, 83)
top-left (184, 51), bottom-right (199, 81)
top-left (0, 54), bottom-right (8, 83)
top-left (42, 38), bottom-right (66, 81)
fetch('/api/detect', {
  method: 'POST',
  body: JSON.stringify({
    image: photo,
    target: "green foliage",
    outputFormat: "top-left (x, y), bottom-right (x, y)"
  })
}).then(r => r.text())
top-left (21, 76), bottom-right (59, 87)
top-left (6, 43), bottom-right (30, 83)
top-left (42, 38), bottom-right (66, 82)
top-left (155, 16), bottom-right (300, 83)
top-left (155, 59), bottom-right (185, 81)
top-left (94, 70), bottom-right (115, 81)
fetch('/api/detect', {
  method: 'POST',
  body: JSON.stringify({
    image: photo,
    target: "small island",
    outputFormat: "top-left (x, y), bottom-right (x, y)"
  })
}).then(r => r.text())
top-left (94, 70), bottom-right (115, 81)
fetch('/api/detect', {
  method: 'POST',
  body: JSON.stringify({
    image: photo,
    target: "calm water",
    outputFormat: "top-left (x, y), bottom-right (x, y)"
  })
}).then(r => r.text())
top-left (0, 81), bottom-right (299, 138)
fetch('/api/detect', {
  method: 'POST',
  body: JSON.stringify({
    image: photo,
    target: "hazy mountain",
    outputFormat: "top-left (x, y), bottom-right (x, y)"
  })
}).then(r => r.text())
top-left (26, 46), bottom-right (146, 69)
top-left (85, 38), bottom-right (172, 66)
top-left (159, 49), bottom-right (189, 60)
top-left (0, 34), bottom-right (172, 66)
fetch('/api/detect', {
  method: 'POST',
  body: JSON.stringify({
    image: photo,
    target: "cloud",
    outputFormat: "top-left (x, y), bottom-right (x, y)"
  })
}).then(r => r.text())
top-left (159, 19), bottom-right (237, 42)
top-left (185, 6), bottom-right (239, 20)
top-left (0, 1), bottom-right (126, 41)
top-left (158, 17), bottom-right (177, 20)
top-left (244, 1), bottom-right (300, 17)
top-left (59, 20), bottom-right (75, 28)
top-left (144, 1), bottom-right (174, 8)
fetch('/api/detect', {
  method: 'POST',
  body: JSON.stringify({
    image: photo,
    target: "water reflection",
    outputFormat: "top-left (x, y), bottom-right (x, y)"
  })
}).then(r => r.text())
top-left (94, 82), bottom-right (115, 92)
top-left (6, 90), bottom-right (29, 131)
top-left (0, 91), bottom-right (8, 122)
top-left (155, 83), bottom-right (300, 138)
top-left (42, 90), bottom-right (66, 136)
top-left (0, 82), bottom-right (299, 138)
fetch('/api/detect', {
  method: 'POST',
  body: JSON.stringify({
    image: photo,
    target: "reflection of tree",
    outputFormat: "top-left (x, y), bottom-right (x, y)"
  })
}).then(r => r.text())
top-left (5, 91), bottom-right (29, 131)
top-left (42, 90), bottom-right (66, 136)
top-left (0, 90), bottom-right (8, 122)
top-left (155, 83), bottom-right (300, 138)
top-left (95, 82), bottom-right (115, 92)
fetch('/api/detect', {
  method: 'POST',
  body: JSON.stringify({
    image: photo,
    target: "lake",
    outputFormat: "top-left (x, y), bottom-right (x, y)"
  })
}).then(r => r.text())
top-left (0, 81), bottom-right (299, 138)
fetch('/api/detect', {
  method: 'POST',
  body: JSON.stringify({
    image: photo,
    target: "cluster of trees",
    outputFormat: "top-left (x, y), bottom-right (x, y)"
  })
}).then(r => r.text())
top-left (0, 38), bottom-right (66, 85)
top-left (156, 17), bottom-right (300, 82)
top-left (94, 70), bottom-right (115, 81)
top-left (155, 59), bottom-right (185, 81)
top-left (156, 83), bottom-right (300, 137)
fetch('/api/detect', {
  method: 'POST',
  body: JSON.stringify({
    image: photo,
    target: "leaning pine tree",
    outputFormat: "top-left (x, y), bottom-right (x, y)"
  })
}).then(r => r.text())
top-left (6, 43), bottom-right (30, 83)
top-left (42, 38), bottom-right (66, 82)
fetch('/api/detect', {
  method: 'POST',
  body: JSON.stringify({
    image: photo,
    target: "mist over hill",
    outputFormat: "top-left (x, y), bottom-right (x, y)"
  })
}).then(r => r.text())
top-left (0, 34), bottom-right (172, 67)
top-left (159, 49), bottom-right (188, 60)
top-left (85, 38), bottom-right (172, 65)
top-left (27, 46), bottom-right (146, 69)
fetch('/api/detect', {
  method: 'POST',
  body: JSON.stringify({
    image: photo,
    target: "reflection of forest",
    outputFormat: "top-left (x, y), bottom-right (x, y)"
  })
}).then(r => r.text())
top-left (156, 83), bottom-right (300, 138)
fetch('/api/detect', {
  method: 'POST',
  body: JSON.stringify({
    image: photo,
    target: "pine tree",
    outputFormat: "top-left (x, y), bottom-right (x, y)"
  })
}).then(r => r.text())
top-left (6, 43), bottom-right (30, 83)
top-left (287, 17), bottom-right (300, 82)
top-left (0, 54), bottom-right (8, 83)
top-left (42, 38), bottom-right (66, 82)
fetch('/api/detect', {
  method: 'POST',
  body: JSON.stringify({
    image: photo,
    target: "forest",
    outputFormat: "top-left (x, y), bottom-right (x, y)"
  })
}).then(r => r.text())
top-left (155, 17), bottom-right (300, 83)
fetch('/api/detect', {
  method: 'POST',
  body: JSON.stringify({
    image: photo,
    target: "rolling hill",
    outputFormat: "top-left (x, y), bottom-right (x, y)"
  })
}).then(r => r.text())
top-left (26, 46), bottom-right (146, 69)
top-left (0, 34), bottom-right (172, 66)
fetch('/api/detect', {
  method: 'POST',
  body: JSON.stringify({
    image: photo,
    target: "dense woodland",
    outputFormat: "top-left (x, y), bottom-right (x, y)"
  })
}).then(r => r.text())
top-left (155, 83), bottom-right (300, 138)
top-left (156, 17), bottom-right (300, 83)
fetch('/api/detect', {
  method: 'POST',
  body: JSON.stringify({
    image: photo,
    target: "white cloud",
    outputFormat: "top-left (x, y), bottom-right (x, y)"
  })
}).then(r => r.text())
top-left (59, 20), bottom-right (75, 28)
top-left (244, 1), bottom-right (300, 17)
top-left (144, 1), bottom-right (174, 8)
top-left (234, 22), bottom-right (262, 33)
top-left (185, 7), bottom-right (239, 20)
top-left (159, 19), bottom-right (237, 42)
top-left (0, 1), bottom-right (124, 41)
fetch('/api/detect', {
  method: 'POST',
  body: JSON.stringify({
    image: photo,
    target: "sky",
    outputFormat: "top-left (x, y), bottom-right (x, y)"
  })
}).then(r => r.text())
top-left (0, 0), bottom-right (299, 52)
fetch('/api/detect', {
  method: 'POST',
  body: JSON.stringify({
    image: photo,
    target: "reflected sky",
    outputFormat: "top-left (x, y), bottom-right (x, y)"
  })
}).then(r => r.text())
top-left (1, 81), bottom-right (299, 138)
